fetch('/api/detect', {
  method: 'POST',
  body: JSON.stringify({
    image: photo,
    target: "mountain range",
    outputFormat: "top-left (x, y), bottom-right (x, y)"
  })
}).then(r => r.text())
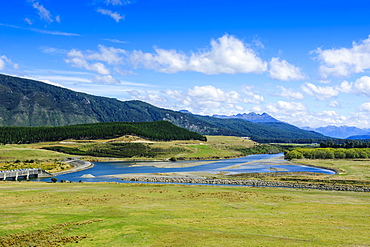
top-left (213, 112), bottom-right (280, 123)
top-left (0, 73), bottom-right (330, 143)
top-left (303, 125), bottom-right (370, 139)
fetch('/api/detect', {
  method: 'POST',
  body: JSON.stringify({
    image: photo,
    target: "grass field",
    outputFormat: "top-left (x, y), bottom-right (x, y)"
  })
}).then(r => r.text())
top-left (0, 182), bottom-right (369, 246)
top-left (292, 159), bottom-right (370, 181)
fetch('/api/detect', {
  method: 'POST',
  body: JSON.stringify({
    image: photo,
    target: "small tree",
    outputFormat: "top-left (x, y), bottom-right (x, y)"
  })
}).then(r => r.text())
top-left (51, 177), bottom-right (58, 183)
top-left (285, 150), bottom-right (303, 160)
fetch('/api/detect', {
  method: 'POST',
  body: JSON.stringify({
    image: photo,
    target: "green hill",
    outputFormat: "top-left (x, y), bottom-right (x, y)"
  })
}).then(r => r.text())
top-left (0, 121), bottom-right (207, 144)
top-left (0, 73), bottom-right (330, 142)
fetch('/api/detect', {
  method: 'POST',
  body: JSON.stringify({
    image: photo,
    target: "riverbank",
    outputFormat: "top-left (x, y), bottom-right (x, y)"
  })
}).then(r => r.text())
top-left (52, 158), bottom-right (94, 176)
top-left (120, 176), bottom-right (370, 192)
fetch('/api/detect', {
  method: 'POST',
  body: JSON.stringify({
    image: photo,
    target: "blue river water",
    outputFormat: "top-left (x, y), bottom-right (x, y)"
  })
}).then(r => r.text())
top-left (44, 153), bottom-right (335, 183)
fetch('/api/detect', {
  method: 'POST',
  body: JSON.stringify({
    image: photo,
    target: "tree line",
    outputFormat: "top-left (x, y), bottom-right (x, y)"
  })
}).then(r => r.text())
top-left (0, 121), bottom-right (207, 144)
top-left (285, 147), bottom-right (370, 160)
top-left (320, 140), bottom-right (370, 148)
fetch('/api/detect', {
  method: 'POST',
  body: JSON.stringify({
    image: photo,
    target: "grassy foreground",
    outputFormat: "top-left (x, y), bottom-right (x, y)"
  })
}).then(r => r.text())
top-left (0, 182), bottom-right (369, 247)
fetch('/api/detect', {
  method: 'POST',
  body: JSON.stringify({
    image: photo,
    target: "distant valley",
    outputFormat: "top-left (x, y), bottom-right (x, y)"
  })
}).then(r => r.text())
top-left (0, 73), bottom-right (330, 143)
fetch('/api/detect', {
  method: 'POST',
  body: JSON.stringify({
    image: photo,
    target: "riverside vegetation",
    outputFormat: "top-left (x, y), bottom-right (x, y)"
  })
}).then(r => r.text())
top-left (0, 135), bottom-right (280, 173)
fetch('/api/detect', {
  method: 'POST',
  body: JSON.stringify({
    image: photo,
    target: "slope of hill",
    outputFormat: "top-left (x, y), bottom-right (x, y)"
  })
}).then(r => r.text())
top-left (346, 134), bottom-right (370, 140)
top-left (0, 73), bottom-right (330, 142)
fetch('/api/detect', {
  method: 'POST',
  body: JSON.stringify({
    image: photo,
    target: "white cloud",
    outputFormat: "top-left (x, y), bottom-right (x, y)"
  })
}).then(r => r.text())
top-left (104, 38), bottom-right (128, 44)
top-left (262, 102), bottom-right (353, 128)
top-left (332, 76), bottom-right (370, 97)
top-left (86, 45), bottom-right (126, 64)
top-left (352, 76), bottom-right (370, 97)
top-left (55, 15), bottom-right (61, 23)
top-left (65, 52), bottom-right (110, 75)
top-left (34, 75), bottom-right (92, 84)
top-left (359, 102), bottom-right (370, 112)
top-left (129, 34), bottom-right (268, 75)
top-left (0, 55), bottom-right (19, 71)
top-left (0, 58), bottom-right (5, 70)
top-left (30, 28), bottom-right (79, 36)
top-left (241, 85), bottom-right (264, 104)
top-left (64, 45), bottom-right (126, 74)
top-left (265, 101), bottom-right (306, 115)
top-left (277, 86), bottom-right (304, 100)
top-left (40, 46), bottom-right (68, 55)
top-left (327, 100), bottom-right (341, 108)
top-left (0, 23), bottom-right (80, 36)
top-left (127, 85), bottom-right (266, 115)
top-left (24, 18), bottom-right (33, 25)
top-left (269, 57), bottom-right (305, 81)
top-left (93, 75), bottom-right (120, 84)
top-left (105, 0), bottom-right (131, 5)
top-left (97, 8), bottom-right (125, 22)
top-left (301, 82), bottom-right (339, 100)
top-left (32, 2), bottom-right (57, 23)
top-left (130, 48), bottom-right (188, 73)
top-left (314, 36), bottom-right (370, 78)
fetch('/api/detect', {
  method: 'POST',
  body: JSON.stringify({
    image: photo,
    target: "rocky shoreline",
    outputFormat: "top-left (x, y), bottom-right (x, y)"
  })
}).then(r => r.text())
top-left (120, 176), bottom-right (370, 192)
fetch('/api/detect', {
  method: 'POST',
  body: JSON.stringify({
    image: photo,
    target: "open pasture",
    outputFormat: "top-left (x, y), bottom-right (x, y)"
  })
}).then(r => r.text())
top-left (0, 182), bottom-right (369, 246)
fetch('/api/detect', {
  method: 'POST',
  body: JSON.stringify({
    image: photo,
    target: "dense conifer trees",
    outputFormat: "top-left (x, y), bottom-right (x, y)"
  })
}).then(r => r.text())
top-left (0, 121), bottom-right (206, 144)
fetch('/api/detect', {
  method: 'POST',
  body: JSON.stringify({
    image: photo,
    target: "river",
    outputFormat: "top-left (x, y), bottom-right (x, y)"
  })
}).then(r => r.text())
top-left (44, 153), bottom-right (335, 183)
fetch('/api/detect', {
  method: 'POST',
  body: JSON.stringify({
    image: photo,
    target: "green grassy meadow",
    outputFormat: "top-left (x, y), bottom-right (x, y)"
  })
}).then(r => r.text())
top-left (0, 182), bottom-right (369, 247)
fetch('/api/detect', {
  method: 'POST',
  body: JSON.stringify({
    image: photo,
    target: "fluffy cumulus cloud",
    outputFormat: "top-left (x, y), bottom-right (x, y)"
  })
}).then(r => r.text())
top-left (129, 34), bottom-right (268, 75)
top-left (241, 85), bottom-right (264, 104)
top-left (269, 57), bottom-right (305, 81)
top-left (315, 36), bottom-right (370, 78)
top-left (97, 8), bottom-right (125, 22)
top-left (277, 86), bottom-right (304, 100)
top-left (166, 85), bottom-right (245, 111)
top-left (352, 76), bottom-right (370, 97)
top-left (64, 45), bottom-right (126, 74)
top-left (127, 85), bottom-right (264, 115)
top-left (262, 101), bottom-right (353, 128)
top-left (301, 82), bottom-right (340, 100)
top-left (330, 76), bottom-right (370, 97)
top-left (265, 101), bottom-right (306, 115)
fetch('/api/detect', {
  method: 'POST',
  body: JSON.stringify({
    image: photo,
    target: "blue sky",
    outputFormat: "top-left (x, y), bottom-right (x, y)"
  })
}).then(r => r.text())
top-left (2, 0), bottom-right (370, 128)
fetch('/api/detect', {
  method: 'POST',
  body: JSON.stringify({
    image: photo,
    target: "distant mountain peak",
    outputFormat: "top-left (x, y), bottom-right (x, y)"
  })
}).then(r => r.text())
top-left (302, 125), bottom-right (370, 139)
top-left (212, 112), bottom-right (280, 123)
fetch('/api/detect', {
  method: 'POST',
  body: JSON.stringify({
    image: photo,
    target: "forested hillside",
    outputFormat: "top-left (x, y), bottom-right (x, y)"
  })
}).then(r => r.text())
top-left (0, 73), bottom-right (331, 143)
top-left (0, 121), bottom-right (206, 144)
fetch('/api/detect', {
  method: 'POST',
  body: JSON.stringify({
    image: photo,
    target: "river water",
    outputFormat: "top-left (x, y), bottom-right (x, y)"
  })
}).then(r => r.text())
top-left (45, 153), bottom-right (335, 183)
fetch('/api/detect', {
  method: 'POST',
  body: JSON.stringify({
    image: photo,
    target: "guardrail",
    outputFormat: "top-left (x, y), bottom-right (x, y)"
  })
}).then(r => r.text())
top-left (0, 168), bottom-right (52, 181)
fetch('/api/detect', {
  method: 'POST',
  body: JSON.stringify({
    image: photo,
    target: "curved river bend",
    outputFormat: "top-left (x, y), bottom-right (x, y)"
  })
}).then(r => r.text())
top-left (46, 153), bottom-right (335, 183)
